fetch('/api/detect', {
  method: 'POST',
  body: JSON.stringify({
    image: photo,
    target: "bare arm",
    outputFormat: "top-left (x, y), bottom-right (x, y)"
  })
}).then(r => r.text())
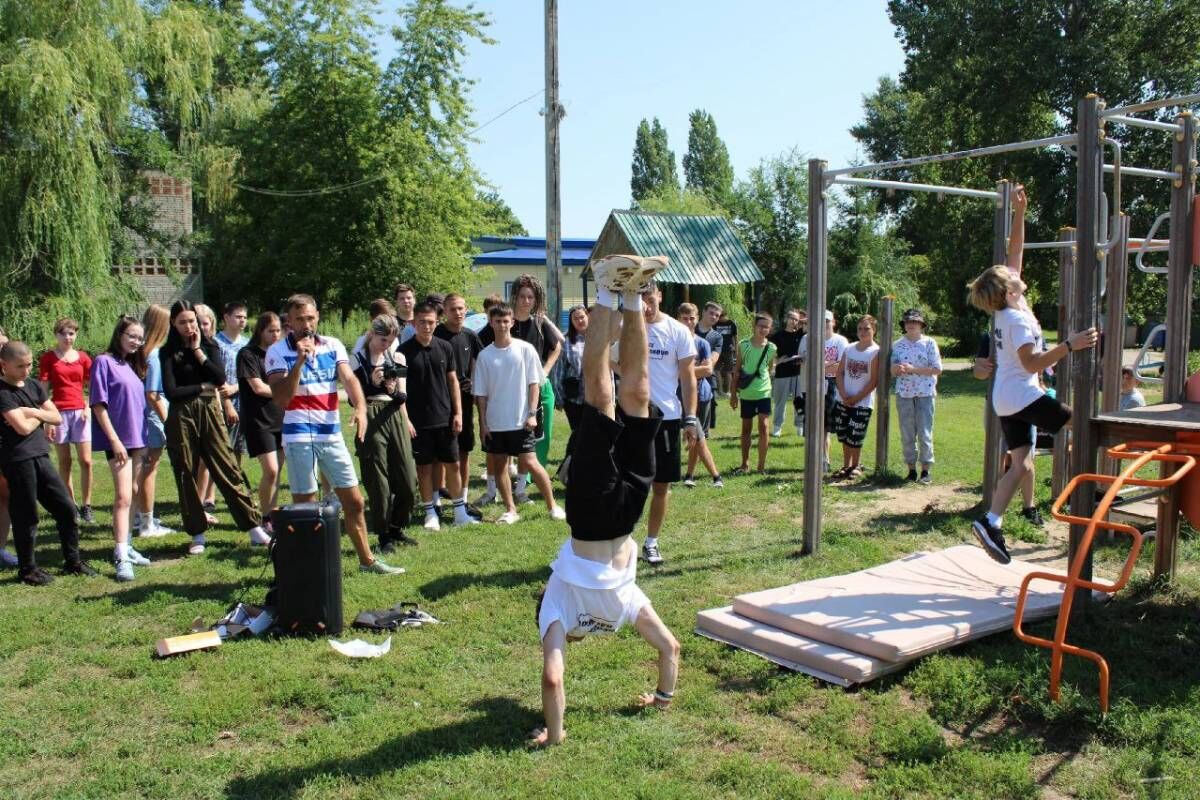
top-left (542, 339), bottom-right (562, 374)
top-left (678, 355), bottom-right (697, 417)
top-left (525, 381), bottom-right (539, 429)
top-left (694, 351), bottom-right (714, 379)
top-left (246, 377), bottom-right (273, 399)
top-left (835, 352), bottom-right (849, 400)
top-left (2, 407), bottom-right (42, 437)
top-left (476, 395), bottom-right (489, 438)
top-left (145, 390), bottom-right (168, 421)
top-left (1007, 185), bottom-right (1026, 276)
top-left (1017, 328), bottom-right (1097, 375)
top-left (337, 361), bottom-right (368, 443)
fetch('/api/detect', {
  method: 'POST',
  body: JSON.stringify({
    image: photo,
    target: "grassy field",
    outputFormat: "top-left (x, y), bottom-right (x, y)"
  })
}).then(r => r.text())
top-left (1, 368), bottom-right (1197, 799)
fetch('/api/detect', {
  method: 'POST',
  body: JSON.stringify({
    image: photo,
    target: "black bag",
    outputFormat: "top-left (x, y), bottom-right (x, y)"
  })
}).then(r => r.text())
top-left (738, 343), bottom-right (770, 391)
top-left (270, 501), bottom-right (344, 635)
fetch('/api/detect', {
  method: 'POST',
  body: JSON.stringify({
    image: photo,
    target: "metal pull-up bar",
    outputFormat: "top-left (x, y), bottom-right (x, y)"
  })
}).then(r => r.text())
top-left (1101, 92), bottom-right (1200, 118)
top-left (830, 176), bottom-right (998, 200)
top-left (1104, 164), bottom-right (1178, 181)
top-left (826, 134), bottom-right (1077, 178)
top-left (1105, 114), bottom-right (1184, 134)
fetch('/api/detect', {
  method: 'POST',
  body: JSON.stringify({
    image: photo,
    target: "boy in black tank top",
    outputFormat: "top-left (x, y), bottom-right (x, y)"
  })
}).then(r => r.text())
top-left (530, 255), bottom-right (680, 747)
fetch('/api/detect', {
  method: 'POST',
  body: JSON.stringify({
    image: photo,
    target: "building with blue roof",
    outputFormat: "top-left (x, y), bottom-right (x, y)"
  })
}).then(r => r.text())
top-left (471, 235), bottom-right (595, 328)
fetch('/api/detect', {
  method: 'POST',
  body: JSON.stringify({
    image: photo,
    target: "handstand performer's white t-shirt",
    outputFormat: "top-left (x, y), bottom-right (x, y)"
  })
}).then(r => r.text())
top-left (991, 307), bottom-right (1045, 417)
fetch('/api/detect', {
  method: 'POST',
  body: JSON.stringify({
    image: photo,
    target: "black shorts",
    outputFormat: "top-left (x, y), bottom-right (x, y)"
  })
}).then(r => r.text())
top-left (484, 427), bottom-right (537, 457)
top-left (566, 404), bottom-right (661, 541)
top-left (834, 402), bottom-right (873, 448)
top-left (1000, 394), bottom-right (1071, 451)
top-left (245, 427), bottom-right (282, 459)
top-left (823, 378), bottom-right (838, 431)
top-left (653, 417), bottom-right (683, 484)
top-left (457, 399), bottom-right (475, 454)
top-left (696, 398), bottom-right (713, 437)
top-left (104, 446), bottom-right (145, 462)
top-left (739, 397), bottom-right (771, 419)
top-left (793, 393), bottom-right (806, 426)
top-left (412, 426), bottom-right (460, 466)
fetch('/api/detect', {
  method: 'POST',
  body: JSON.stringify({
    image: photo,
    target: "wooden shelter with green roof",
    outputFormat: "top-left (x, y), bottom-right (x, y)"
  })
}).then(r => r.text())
top-left (586, 210), bottom-right (763, 303)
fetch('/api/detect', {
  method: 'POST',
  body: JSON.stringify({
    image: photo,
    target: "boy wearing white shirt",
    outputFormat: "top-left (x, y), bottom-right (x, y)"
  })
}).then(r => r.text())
top-left (473, 304), bottom-right (564, 525)
top-left (890, 308), bottom-right (942, 483)
top-left (967, 185), bottom-right (1098, 564)
top-left (797, 310), bottom-right (849, 471)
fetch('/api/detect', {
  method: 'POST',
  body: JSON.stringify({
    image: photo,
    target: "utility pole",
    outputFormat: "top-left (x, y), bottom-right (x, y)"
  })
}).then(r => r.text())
top-left (544, 0), bottom-right (564, 325)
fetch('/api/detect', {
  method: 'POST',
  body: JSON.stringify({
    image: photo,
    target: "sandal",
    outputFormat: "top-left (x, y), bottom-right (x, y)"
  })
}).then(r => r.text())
top-left (729, 466), bottom-right (750, 477)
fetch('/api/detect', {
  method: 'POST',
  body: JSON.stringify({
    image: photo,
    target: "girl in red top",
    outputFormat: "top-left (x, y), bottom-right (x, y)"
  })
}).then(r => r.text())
top-left (39, 318), bottom-right (95, 523)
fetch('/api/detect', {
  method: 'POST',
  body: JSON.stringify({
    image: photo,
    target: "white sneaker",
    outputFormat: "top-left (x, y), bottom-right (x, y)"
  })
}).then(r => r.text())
top-left (126, 547), bottom-right (151, 567)
top-left (496, 511), bottom-right (520, 525)
top-left (454, 513), bottom-right (480, 527)
top-left (138, 520), bottom-right (167, 538)
top-left (591, 254), bottom-right (644, 292)
top-left (115, 559), bottom-right (135, 582)
top-left (248, 525), bottom-right (272, 546)
top-left (423, 514), bottom-right (441, 532)
top-left (772, 428), bottom-right (783, 437)
top-left (550, 505), bottom-right (566, 521)
top-left (188, 534), bottom-right (206, 555)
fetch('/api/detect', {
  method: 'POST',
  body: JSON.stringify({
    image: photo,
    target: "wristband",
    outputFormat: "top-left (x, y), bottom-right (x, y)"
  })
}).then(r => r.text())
top-left (1065, 340), bottom-right (1072, 352)
top-left (653, 689), bottom-right (674, 703)
top-left (683, 415), bottom-right (699, 428)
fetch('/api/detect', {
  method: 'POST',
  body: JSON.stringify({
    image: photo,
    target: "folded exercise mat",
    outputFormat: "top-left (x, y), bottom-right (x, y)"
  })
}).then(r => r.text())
top-left (695, 606), bottom-right (906, 686)
top-left (729, 546), bottom-right (1067, 664)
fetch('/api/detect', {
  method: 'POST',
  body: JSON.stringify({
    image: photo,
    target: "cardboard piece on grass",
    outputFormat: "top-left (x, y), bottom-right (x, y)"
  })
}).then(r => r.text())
top-left (329, 636), bottom-right (392, 658)
top-left (156, 630), bottom-right (222, 658)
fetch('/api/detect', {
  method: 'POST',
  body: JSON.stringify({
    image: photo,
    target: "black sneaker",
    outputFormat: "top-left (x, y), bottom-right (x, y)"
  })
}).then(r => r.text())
top-left (906, 468), bottom-right (918, 482)
top-left (19, 567), bottom-right (54, 586)
top-left (395, 532), bottom-right (420, 547)
top-left (1021, 507), bottom-right (1046, 527)
top-left (202, 501), bottom-right (217, 515)
top-left (79, 504), bottom-right (96, 524)
top-left (377, 541), bottom-right (397, 555)
top-left (64, 561), bottom-right (99, 577)
top-left (971, 517), bottom-right (1011, 565)
top-left (641, 541), bottom-right (664, 565)
top-left (918, 470), bottom-right (932, 485)
top-left (466, 503), bottom-right (483, 520)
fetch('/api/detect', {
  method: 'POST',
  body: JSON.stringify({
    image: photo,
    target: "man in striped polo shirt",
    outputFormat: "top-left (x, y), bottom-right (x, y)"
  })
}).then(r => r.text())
top-left (266, 294), bottom-right (403, 575)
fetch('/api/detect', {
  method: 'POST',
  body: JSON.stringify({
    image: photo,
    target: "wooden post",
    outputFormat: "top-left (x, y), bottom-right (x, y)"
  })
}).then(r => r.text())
top-left (1154, 111), bottom-right (1197, 580)
top-left (874, 296), bottom-right (895, 475)
top-left (543, 0), bottom-right (563, 325)
top-left (1068, 95), bottom-right (1104, 611)
top-left (1099, 213), bottom-right (1130, 480)
top-left (982, 180), bottom-right (1011, 508)
top-left (803, 160), bottom-right (828, 556)
top-left (1052, 227), bottom-right (1076, 499)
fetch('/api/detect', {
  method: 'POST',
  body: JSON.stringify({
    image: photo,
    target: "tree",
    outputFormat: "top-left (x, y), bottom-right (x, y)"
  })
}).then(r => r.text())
top-left (0, 0), bottom-right (226, 337)
top-left (630, 118), bottom-right (679, 204)
top-left (852, 0), bottom-right (1200, 349)
top-left (682, 109), bottom-right (734, 210)
top-left (476, 190), bottom-right (527, 237)
top-left (828, 190), bottom-right (922, 329)
top-left (204, 0), bottom-right (492, 318)
top-left (732, 150), bottom-right (808, 318)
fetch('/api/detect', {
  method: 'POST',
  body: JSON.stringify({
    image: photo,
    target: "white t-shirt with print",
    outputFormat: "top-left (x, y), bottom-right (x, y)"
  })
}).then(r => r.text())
top-left (472, 339), bottom-right (544, 432)
top-left (798, 333), bottom-right (850, 380)
top-left (612, 316), bottom-right (696, 420)
top-left (991, 307), bottom-right (1045, 417)
top-left (838, 342), bottom-right (880, 408)
top-left (890, 335), bottom-right (942, 398)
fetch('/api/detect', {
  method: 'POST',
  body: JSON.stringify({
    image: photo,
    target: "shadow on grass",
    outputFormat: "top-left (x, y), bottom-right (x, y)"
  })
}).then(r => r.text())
top-left (224, 696), bottom-right (537, 799)
top-left (418, 566), bottom-right (550, 601)
top-left (76, 580), bottom-right (251, 607)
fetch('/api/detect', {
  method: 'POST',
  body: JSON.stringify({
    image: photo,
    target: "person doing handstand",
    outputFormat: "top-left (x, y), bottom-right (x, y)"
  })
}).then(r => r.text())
top-left (531, 254), bottom-right (680, 747)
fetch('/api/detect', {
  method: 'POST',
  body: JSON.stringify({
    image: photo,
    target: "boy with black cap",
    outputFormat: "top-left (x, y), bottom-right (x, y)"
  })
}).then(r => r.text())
top-left (890, 308), bottom-right (942, 483)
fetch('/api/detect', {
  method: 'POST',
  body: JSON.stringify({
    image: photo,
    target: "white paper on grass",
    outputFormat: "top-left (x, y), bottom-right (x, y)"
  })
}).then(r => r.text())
top-left (328, 636), bottom-right (392, 658)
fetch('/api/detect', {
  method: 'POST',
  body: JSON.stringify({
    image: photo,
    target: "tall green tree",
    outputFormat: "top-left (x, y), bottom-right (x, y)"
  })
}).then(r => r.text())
top-left (630, 118), bottom-right (679, 204)
top-left (205, 0), bottom-right (491, 318)
top-left (476, 190), bottom-right (527, 237)
top-left (733, 150), bottom-right (808, 318)
top-left (853, 0), bottom-right (1200, 349)
top-left (682, 109), bottom-right (734, 210)
top-left (0, 0), bottom-right (225, 337)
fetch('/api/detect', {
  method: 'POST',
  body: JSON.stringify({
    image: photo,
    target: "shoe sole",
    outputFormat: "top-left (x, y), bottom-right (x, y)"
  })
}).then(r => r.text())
top-left (592, 255), bottom-right (642, 292)
top-left (970, 521), bottom-right (1011, 565)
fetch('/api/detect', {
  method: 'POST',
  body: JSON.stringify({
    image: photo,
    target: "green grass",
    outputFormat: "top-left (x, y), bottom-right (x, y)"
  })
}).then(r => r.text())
top-left (2, 370), bottom-right (1198, 799)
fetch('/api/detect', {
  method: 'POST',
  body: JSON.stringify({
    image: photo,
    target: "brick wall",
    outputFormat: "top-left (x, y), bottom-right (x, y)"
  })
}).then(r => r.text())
top-left (112, 170), bottom-right (203, 309)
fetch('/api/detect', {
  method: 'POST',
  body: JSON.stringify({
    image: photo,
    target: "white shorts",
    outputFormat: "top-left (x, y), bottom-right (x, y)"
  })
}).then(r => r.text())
top-left (538, 572), bottom-right (650, 640)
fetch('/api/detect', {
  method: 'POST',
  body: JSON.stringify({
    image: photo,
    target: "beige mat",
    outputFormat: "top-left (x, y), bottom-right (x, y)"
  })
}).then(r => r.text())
top-left (711, 546), bottom-right (1068, 669)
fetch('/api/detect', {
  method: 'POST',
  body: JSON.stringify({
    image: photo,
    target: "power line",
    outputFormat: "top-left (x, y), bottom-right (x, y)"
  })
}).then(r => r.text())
top-left (233, 88), bottom-right (545, 198)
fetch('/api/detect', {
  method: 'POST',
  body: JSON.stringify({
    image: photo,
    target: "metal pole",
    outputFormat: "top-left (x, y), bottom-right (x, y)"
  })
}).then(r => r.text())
top-left (1100, 214), bottom-right (1131, 480)
top-left (826, 134), bottom-right (1077, 178)
top-left (1052, 227), bottom-right (1077, 500)
top-left (874, 297), bottom-right (894, 475)
top-left (831, 176), bottom-right (999, 200)
top-left (803, 159), bottom-right (828, 556)
top-left (1103, 164), bottom-right (1178, 181)
top-left (1155, 111), bottom-right (1197, 581)
top-left (982, 180), bottom-right (1011, 510)
top-left (1101, 92), bottom-right (1200, 117)
top-left (543, 0), bottom-right (563, 326)
top-left (1068, 95), bottom-right (1104, 613)
top-left (1106, 114), bottom-right (1184, 134)
top-left (1023, 240), bottom-right (1078, 250)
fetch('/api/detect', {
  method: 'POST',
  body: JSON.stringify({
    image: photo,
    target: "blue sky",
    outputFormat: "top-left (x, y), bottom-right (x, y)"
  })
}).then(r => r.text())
top-left (376, 1), bottom-right (907, 237)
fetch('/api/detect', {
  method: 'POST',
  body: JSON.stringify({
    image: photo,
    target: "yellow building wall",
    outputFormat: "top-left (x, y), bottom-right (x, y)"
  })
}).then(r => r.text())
top-left (470, 263), bottom-right (589, 317)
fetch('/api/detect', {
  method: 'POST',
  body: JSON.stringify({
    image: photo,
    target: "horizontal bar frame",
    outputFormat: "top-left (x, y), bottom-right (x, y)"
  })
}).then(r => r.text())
top-left (827, 134), bottom-right (1077, 178)
top-left (830, 176), bottom-right (998, 200)
top-left (1103, 164), bottom-right (1177, 181)
top-left (1101, 93), bottom-right (1200, 118)
top-left (1105, 114), bottom-right (1184, 133)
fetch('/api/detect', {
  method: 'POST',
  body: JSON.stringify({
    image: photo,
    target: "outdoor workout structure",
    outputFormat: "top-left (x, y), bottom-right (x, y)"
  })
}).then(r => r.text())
top-left (800, 92), bottom-right (1200, 711)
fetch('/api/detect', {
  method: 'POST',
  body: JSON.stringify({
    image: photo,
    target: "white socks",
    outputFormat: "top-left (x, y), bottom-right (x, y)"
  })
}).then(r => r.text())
top-left (645, 536), bottom-right (658, 548)
top-left (425, 501), bottom-right (438, 518)
top-left (486, 475), bottom-right (497, 493)
top-left (115, 542), bottom-right (129, 560)
top-left (596, 288), bottom-right (643, 312)
top-left (985, 511), bottom-right (1002, 528)
top-left (597, 287), bottom-right (619, 309)
top-left (621, 292), bottom-right (643, 312)
top-left (515, 475), bottom-right (528, 495)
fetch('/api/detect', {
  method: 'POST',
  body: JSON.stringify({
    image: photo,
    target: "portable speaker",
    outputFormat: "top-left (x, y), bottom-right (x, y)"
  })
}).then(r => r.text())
top-left (270, 501), bottom-right (344, 635)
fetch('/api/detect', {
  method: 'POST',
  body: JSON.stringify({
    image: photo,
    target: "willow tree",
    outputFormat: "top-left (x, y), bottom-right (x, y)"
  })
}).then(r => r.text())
top-left (0, 0), bottom-right (226, 338)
